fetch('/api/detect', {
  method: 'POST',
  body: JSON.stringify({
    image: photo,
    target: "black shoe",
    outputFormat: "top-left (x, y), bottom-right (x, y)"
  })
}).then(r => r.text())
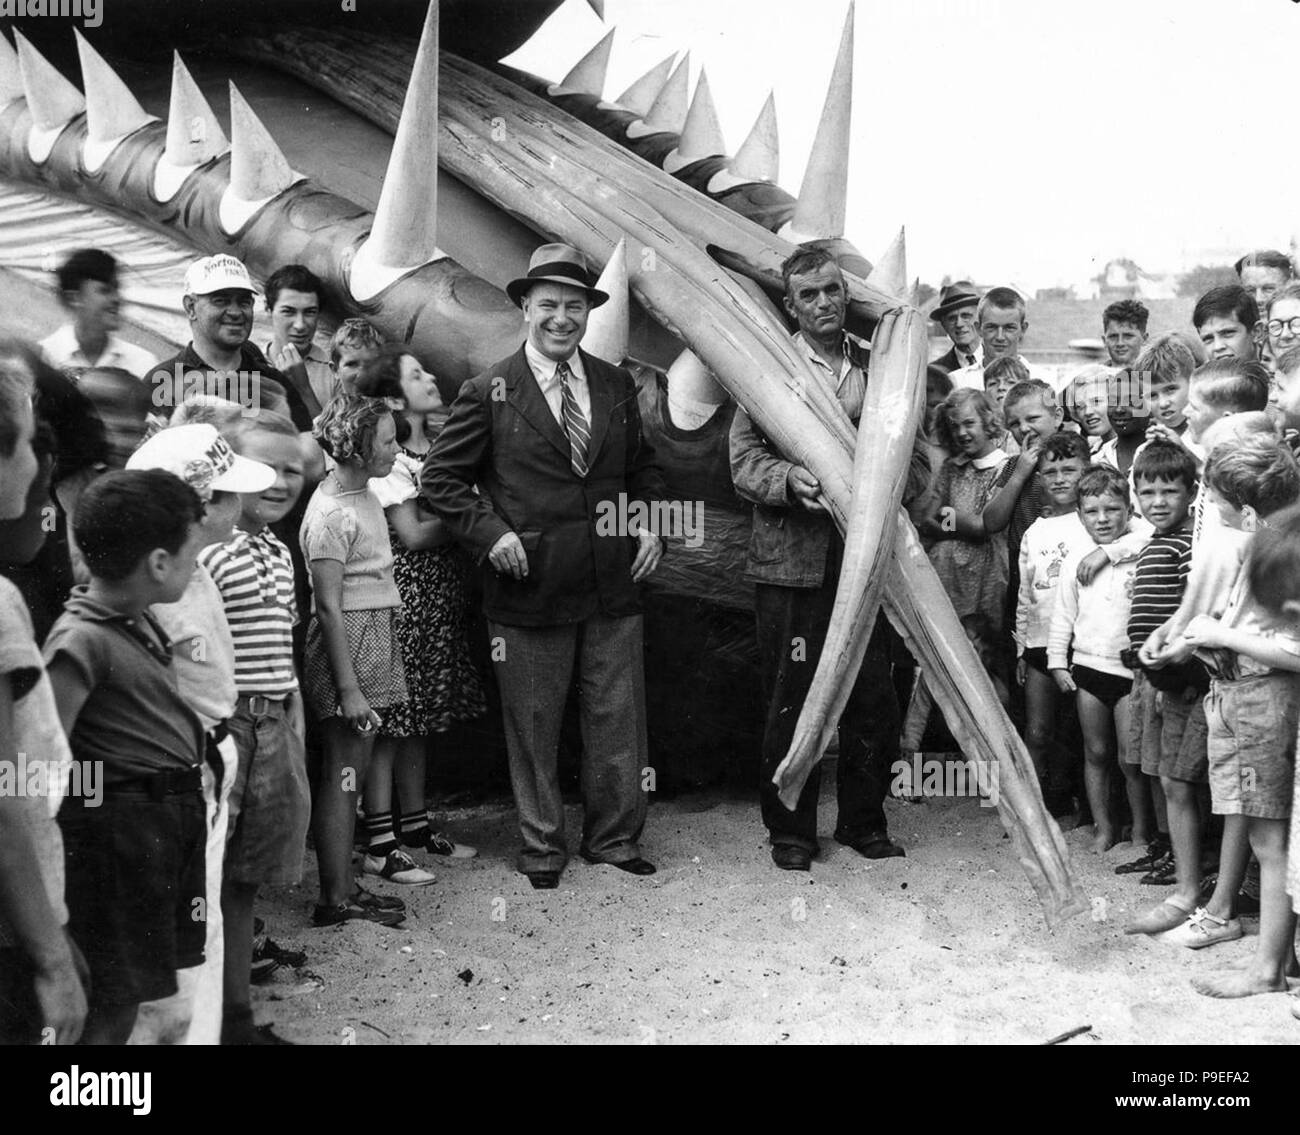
top-left (527, 871), bottom-right (560, 889)
top-left (250, 956), bottom-right (281, 985)
top-left (312, 898), bottom-right (405, 927)
top-left (252, 921), bottom-right (308, 970)
top-left (580, 852), bottom-right (656, 876)
top-left (351, 886), bottom-right (405, 914)
top-left (771, 845), bottom-right (812, 871)
top-left (1235, 889), bottom-right (1261, 916)
top-left (837, 832), bottom-right (906, 859)
top-left (1115, 837), bottom-right (1170, 876)
top-left (1139, 852), bottom-right (1177, 886)
top-left (609, 857), bottom-right (656, 876)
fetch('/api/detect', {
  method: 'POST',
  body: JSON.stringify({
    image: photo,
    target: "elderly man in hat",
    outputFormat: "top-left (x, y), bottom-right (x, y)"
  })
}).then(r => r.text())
top-left (422, 243), bottom-right (667, 889)
top-left (929, 281), bottom-right (982, 374)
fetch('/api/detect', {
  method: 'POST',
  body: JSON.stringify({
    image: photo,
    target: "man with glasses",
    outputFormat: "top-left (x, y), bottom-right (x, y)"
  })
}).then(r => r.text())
top-left (929, 281), bottom-right (982, 374)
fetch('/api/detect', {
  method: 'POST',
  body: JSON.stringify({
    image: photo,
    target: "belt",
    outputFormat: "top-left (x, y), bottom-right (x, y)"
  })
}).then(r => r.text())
top-left (102, 766), bottom-right (202, 802)
top-left (237, 694), bottom-right (287, 717)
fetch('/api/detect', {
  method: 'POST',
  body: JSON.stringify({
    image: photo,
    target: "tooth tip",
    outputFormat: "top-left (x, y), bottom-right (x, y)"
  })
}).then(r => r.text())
top-left (582, 240), bottom-right (630, 365)
top-left (641, 52), bottom-right (690, 133)
top-left (614, 52), bottom-right (675, 117)
top-left (75, 31), bottom-right (153, 145)
top-left (559, 27), bottom-right (615, 97)
top-left (14, 29), bottom-right (86, 131)
top-left (673, 69), bottom-right (726, 163)
top-left (791, 4), bottom-right (855, 238)
top-left (731, 91), bottom-right (779, 182)
top-left (227, 82), bottom-right (298, 204)
top-left (164, 51), bottom-right (228, 170)
top-left (364, 0), bottom-right (440, 276)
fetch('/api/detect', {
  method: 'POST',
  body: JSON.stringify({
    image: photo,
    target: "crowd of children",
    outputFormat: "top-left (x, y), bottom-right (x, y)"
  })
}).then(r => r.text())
top-left (6, 245), bottom-right (1300, 1046)
top-left (919, 277), bottom-right (1300, 1017)
top-left (0, 254), bottom-right (484, 1045)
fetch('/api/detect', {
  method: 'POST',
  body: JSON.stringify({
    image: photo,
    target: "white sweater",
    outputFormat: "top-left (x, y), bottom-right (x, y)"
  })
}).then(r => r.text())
top-left (1047, 552), bottom-right (1140, 677)
top-left (1017, 514), bottom-right (1149, 655)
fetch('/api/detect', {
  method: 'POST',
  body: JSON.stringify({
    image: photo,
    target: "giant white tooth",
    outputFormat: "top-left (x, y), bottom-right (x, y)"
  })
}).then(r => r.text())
top-left (350, 0), bottom-right (444, 300)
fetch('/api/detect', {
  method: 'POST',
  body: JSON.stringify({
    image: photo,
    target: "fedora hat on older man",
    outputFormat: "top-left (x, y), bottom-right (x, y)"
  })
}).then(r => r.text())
top-left (506, 243), bottom-right (610, 309)
top-left (930, 280), bottom-right (981, 322)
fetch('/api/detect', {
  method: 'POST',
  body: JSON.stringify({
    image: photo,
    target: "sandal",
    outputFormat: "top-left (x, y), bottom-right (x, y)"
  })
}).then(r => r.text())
top-left (1115, 837), bottom-right (1170, 876)
top-left (1139, 852), bottom-right (1177, 886)
top-left (1125, 893), bottom-right (1196, 936)
top-left (1159, 907), bottom-right (1243, 950)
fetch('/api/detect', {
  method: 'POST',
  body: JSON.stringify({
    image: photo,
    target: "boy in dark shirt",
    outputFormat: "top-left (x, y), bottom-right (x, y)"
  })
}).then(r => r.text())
top-left (43, 470), bottom-right (208, 1044)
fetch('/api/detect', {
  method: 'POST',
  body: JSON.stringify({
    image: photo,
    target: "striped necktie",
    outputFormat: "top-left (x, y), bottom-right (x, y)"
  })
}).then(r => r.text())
top-left (556, 360), bottom-right (589, 477)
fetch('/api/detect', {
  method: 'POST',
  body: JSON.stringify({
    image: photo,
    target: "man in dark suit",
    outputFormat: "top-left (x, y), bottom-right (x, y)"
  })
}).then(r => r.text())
top-left (422, 244), bottom-right (666, 889)
top-left (929, 281), bottom-right (982, 373)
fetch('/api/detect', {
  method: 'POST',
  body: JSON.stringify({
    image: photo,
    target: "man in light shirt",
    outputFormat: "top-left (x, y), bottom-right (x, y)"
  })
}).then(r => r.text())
top-left (949, 286), bottom-right (1046, 391)
top-left (262, 264), bottom-right (334, 415)
top-left (39, 249), bottom-right (158, 379)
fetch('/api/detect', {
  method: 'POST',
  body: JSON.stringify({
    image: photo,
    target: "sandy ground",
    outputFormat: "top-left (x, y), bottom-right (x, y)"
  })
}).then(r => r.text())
top-left (251, 777), bottom-right (1300, 1045)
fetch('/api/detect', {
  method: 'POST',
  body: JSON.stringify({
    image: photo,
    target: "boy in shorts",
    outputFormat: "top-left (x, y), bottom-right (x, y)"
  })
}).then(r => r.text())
top-left (1125, 442), bottom-right (1207, 931)
top-left (1163, 436), bottom-right (1300, 959)
top-left (1047, 466), bottom-right (1144, 852)
top-left (1236, 507), bottom-right (1300, 1012)
top-left (43, 470), bottom-right (209, 1043)
top-left (200, 411), bottom-right (330, 1043)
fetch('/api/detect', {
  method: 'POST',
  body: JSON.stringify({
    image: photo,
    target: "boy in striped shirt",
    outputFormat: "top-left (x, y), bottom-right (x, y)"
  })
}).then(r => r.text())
top-left (1124, 441), bottom-right (1208, 935)
top-left (199, 411), bottom-right (311, 1044)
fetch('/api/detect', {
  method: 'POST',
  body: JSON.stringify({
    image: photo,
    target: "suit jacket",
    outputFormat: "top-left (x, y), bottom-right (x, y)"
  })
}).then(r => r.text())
top-left (421, 346), bottom-right (667, 627)
top-left (931, 344), bottom-right (962, 374)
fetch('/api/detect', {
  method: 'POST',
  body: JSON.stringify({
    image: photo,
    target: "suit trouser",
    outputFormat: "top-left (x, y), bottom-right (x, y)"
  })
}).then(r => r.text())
top-left (755, 566), bottom-right (899, 852)
top-left (490, 614), bottom-right (648, 874)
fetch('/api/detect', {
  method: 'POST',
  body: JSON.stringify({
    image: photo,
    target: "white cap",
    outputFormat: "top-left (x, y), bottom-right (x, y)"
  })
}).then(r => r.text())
top-left (184, 254), bottom-right (259, 297)
top-left (127, 423), bottom-right (275, 497)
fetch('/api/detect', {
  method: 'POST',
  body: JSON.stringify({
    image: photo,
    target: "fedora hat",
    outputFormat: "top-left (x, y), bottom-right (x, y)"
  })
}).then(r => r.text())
top-left (930, 281), bottom-right (981, 322)
top-left (506, 243), bottom-right (609, 308)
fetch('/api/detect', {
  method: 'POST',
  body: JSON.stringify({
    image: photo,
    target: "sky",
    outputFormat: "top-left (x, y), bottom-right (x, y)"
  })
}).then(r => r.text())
top-left (505, 0), bottom-right (1300, 293)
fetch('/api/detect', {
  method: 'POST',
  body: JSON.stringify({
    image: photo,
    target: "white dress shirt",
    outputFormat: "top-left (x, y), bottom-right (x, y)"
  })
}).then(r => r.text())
top-left (40, 322), bottom-right (159, 377)
top-left (524, 341), bottom-right (592, 426)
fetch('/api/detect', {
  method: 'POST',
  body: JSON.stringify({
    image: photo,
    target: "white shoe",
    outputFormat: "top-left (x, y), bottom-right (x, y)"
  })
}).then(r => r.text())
top-left (363, 849), bottom-right (437, 886)
top-left (1159, 907), bottom-right (1242, 950)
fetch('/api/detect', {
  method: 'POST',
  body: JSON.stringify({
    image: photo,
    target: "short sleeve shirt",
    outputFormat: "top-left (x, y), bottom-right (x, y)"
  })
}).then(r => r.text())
top-left (42, 588), bottom-right (205, 783)
top-left (300, 485), bottom-right (402, 612)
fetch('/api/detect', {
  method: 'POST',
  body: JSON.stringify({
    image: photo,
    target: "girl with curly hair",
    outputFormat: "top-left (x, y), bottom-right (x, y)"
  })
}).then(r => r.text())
top-left (922, 388), bottom-right (1012, 637)
top-left (302, 394), bottom-right (434, 926)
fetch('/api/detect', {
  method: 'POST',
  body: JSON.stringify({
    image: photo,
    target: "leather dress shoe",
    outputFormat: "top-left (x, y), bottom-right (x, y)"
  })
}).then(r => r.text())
top-left (610, 857), bottom-right (656, 876)
top-left (581, 852), bottom-right (656, 876)
top-left (836, 832), bottom-right (905, 859)
top-left (771, 845), bottom-right (812, 871)
top-left (527, 871), bottom-right (560, 889)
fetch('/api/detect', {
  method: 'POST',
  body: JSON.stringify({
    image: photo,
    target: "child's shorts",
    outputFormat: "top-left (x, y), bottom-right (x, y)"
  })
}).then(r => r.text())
top-left (1071, 665), bottom-right (1132, 712)
top-left (61, 781), bottom-right (206, 1007)
top-left (1205, 673), bottom-right (1299, 819)
top-left (1021, 647), bottom-right (1051, 677)
top-left (1133, 670), bottom-right (1209, 783)
top-left (303, 608), bottom-right (409, 724)
top-left (224, 694), bottom-right (312, 886)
